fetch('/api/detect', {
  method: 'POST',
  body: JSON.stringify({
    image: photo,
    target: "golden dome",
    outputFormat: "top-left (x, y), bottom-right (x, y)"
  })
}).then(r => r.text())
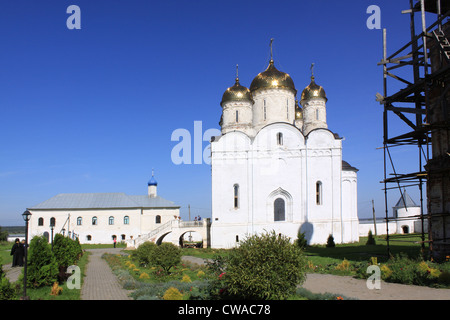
top-left (250, 60), bottom-right (297, 94)
top-left (221, 78), bottom-right (252, 107)
top-left (300, 76), bottom-right (327, 104)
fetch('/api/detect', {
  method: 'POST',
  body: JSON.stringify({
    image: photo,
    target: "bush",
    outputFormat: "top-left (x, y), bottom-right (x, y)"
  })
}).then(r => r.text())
top-left (152, 243), bottom-right (181, 274)
top-left (366, 230), bottom-right (376, 245)
top-left (135, 241), bottom-right (157, 267)
top-left (326, 234), bottom-right (335, 248)
top-left (295, 230), bottom-right (308, 249)
top-left (0, 257), bottom-right (15, 300)
top-left (220, 230), bottom-right (307, 300)
top-left (53, 234), bottom-right (83, 282)
top-left (163, 287), bottom-right (184, 300)
top-left (27, 236), bottom-right (58, 288)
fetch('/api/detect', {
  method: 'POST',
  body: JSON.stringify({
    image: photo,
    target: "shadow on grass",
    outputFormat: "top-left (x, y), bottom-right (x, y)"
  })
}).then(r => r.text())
top-left (304, 234), bottom-right (429, 264)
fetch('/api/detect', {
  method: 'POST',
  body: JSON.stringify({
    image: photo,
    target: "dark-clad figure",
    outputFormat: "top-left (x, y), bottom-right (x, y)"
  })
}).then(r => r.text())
top-left (10, 238), bottom-right (24, 267)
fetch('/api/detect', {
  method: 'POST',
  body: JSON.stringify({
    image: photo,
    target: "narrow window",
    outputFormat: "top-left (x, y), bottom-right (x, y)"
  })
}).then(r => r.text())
top-left (124, 216), bottom-right (129, 225)
top-left (316, 181), bottom-right (322, 205)
top-left (274, 198), bottom-right (285, 221)
top-left (277, 132), bottom-right (283, 145)
top-left (236, 110), bottom-right (239, 123)
top-left (109, 216), bottom-right (114, 225)
top-left (287, 98), bottom-right (289, 119)
top-left (236, 235), bottom-right (239, 242)
top-left (38, 217), bottom-right (44, 226)
top-left (156, 215), bottom-right (161, 224)
top-left (92, 216), bottom-right (98, 225)
top-left (264, 99), bottom-right (267, 120)
top-left (233, 184), bottom-right (239, 209)
top-left (86, 235), bottom-right (92, 241)
top-left (50, 217), bottom-right (56, 227)
top-left (121, 234), bottom-right (126, 240)
top-left (77, 217), bottom-right (82, 226)
top-left (316, 109), bottom-right (319, 120)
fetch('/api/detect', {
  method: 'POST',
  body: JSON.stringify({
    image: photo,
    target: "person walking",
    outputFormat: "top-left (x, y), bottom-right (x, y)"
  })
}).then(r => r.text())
top-left (10, 238), bottom-right (24, 267)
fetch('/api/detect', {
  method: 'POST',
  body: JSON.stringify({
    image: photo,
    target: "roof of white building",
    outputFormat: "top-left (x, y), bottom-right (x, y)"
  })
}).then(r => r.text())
top-left (28, 193), bottom-right (180, 210)
top-left (394, 190), bottom-right (419, 208)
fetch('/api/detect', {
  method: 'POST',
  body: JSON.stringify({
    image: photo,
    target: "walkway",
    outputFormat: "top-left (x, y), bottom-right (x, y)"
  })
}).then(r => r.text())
top-left (80, 248), bottom-right (132, 300)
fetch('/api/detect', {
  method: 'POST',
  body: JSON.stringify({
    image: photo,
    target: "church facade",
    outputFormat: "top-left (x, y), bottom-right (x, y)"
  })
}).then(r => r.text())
top-left (210, 56), bottom-right (359, 248)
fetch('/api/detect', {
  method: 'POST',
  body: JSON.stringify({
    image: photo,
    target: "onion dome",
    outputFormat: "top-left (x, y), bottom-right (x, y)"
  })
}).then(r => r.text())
top-left (221, 77), bottom-right (252, 107)
top-left (148, 170), bottom-right (157, 186)
top-left (250, 59), bottom-right (296, 94)
top-left (300, 75), bottom-right (327, 105)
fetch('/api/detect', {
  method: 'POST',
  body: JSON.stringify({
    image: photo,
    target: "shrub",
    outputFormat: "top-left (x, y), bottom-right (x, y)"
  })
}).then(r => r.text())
top-left (221, 230), bottom-right (307, 300)
top-left (152, 243), bottom-right (181, 274)
top-left (163, 287), bottom-right (184, 300)
top-left (53, 234), bottom-right (83, 282)
top-left (27, 236), bottom-right (58, 288)
top-left (135, 241), bottom-right (157, 267)
top-left (181, 274), bottom-right (192, 283)
top-left (0, 257), bottom-right (15, 300)
top-left (139, 272), bottom-right (150, 280)
top-left (335, 259), bottom-right (350, 271)
top-left (366, 230), bottom-right (376, 245)
top-left (197, 270), bottom-right (206, 278)
top-left (326, 234), bottom-right (335, 248)
top-left (438, 271), bottom-right (450, 286)
top-left (295, 230), bottom-right (308, 249)
top-left (50, 282), bottom-right (63, 296)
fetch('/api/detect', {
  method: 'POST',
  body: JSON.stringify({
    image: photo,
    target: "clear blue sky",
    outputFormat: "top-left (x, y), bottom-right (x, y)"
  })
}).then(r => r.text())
top-left (0, 1), bottom-right (431, 225)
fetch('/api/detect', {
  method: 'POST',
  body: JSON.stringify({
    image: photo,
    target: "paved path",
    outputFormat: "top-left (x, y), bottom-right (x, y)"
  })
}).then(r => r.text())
top-left (302, 273), bottom-right (450, 300)
top-left (80, 248), bottom-right (132, 300)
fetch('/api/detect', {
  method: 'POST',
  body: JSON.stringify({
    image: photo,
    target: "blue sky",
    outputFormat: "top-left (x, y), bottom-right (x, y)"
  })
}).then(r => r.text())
top-left (0, 1), bottom-right (431, 225)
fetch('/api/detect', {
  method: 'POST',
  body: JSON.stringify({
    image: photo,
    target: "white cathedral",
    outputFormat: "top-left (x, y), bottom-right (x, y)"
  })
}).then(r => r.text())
top-left (210, 53), bottom-right (359, 248)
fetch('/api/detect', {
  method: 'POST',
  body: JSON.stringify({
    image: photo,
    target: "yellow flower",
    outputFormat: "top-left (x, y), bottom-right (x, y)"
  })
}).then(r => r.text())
top-left (163, 287), bottom-right (183, 300)
top-left (139, 272), bottom-right (150, 279)
top-left (181, 274), bottom-right (192, 283)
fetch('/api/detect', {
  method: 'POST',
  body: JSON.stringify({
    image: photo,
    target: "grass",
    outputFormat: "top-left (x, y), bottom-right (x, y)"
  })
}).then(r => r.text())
top-left (305, 233), bottom-right (429, 267)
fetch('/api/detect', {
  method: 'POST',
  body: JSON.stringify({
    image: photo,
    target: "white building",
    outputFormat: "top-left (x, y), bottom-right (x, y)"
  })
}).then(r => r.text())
top-left (26, 175), bottom-right (180, 244)
top-left (359, 190), bottom-right (427, 237)
top-left (210, 55), bottom-right (359, 248)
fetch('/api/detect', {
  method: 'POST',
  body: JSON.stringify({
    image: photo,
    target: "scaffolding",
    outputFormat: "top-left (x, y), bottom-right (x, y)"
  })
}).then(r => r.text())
top-left (378, 0), bottom-right (450, 259)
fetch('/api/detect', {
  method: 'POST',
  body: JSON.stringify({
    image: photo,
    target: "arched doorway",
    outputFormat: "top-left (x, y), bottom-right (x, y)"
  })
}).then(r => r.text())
top-left (179, 231), bottom-right (204, 248)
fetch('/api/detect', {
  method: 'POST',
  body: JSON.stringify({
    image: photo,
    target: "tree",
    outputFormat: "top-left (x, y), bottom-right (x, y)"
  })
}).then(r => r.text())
top-left (295, 230), bottom-right (308, 249)
top-left (326, 234), bottom-right (335, 248)
top-left (27, 236), bottom-right (58, 288)
top-left (134, 241), bottom-right (157, 267)
top-left (366, 230), bottom-right (376, 245)
top-left (152, 243), bottom-right (181, 274)
top-left (221, 231), bottom-right (307, 300)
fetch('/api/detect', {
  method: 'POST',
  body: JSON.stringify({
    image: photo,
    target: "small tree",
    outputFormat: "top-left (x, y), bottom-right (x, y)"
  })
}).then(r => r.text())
top-left (366, 230), bottom-right (376, 245)
top-left (152, 243), bottom-right (181, 274)
top-left (295, 230), bottom-right (308, 249)
top-left (0, 257), bottom-right (15, 300)
top-left (27, 235), bottom-right (58, 288)
top-left (326, 234), bottom-right (335, 248)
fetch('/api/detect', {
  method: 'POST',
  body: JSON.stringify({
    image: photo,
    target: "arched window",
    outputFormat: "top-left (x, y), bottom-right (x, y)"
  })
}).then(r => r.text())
top-left (233, 184), bottom-right (239, 209)
top-left (77, 217), bottom-right (82, 226)
top-left (124, 216), bottom-right (129, 225)
top-left (50, 217), bottom-right (56, 227)
top-left (277, 132), bottom-right (283, 145)
top-left (236, 110), bottom-right (239, 123)
top-left (86, 235), bottom-right (92, 241)
top-left (92, 216), bottom-right (98, 225)
top-left (121, 234), bottom-right (126, 240)
top-left (155, 215), bottom-right (161, 224)
top-left (38, 217), bottom-right (44, 226)
top-left (274, 198), bottom-right (285, 221)
top-left (316, 181), bottom-right (322, 205)
top-left (109, 216), bottom-right (114, 225)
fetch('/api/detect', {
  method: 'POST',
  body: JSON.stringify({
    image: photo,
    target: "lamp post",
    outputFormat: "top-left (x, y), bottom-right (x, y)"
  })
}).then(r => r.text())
top-left (21, 210), bottom-right (31, 300)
